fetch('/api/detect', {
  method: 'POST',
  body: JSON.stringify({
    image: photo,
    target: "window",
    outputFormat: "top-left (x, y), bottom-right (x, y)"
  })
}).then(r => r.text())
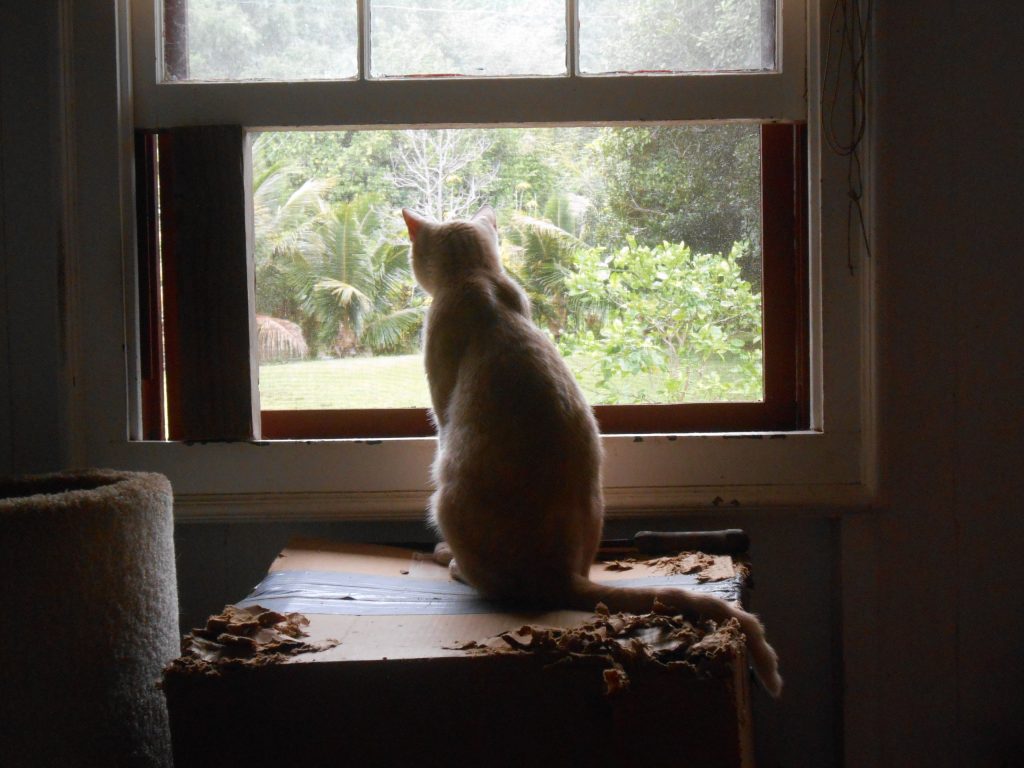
top-left (133, 0), bottom-right (808, 440)
top-left (63, 0), bottom-right (871, 516)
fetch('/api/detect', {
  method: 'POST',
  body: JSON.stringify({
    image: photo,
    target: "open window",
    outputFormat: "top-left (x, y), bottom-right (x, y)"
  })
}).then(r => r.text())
top-left (132, 0), bottom-right (808, 441)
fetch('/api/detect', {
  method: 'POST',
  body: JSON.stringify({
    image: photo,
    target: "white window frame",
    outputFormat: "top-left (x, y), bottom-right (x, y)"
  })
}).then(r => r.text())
top-left (68, 0), bottom-right (876, 521)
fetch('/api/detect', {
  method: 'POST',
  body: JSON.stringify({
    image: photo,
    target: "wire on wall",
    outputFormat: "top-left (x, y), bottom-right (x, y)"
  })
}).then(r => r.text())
top-left (822, 0), bottom-right (872, 275)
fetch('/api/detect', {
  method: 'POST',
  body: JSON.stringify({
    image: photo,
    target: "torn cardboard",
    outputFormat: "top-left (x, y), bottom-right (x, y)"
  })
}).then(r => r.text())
top-left (164, 604), bottom-right (339, 679)
top-left (163, 540), bottom-right (756, 767)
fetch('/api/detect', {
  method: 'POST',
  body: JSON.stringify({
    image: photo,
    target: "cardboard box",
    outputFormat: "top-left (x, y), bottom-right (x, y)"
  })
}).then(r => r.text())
top-left (164, 539), bottom-right (755, 767)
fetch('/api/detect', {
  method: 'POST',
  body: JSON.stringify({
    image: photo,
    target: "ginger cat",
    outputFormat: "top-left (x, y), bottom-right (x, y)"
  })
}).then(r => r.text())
top-left (403, 206), bottom-right (782, 697)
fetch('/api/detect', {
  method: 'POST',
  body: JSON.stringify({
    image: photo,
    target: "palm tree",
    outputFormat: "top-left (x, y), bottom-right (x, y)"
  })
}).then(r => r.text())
top-left (503, 192), bottom-right (594, 338)
top-left (295, 196), bottom-right (425, 356)
top-left (251, 137), bottom-right (424, 358)
top-left (251, 134), bottom-right (332, 322)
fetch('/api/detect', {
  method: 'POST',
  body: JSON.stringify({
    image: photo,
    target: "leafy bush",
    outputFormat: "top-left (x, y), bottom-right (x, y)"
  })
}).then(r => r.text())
top-left (560, 238), bottom-right (762, 403)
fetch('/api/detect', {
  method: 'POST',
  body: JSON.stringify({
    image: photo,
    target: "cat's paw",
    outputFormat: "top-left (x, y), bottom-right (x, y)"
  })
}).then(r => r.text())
top-left (433, 541), bottom-right (454, 567)
top-left (448, 559), bottom-right (467, 584)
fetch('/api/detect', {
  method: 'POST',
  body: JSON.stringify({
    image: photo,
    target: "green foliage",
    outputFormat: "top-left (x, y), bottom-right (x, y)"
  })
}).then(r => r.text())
top-left (591, 124), bottom-right (762, 287)
top-left (368, 0), bottom-right (566, 78)
top-left (182, 0), bottom-right (357, 81)
top-left (502, 193), bottom-right (591, 337)
top-left (251, 126), bottom-right (764, 404)
top-left (255, 131), bottom-right (397, 206)
top-left (561, 239), bottom-right (762, 403)
top-left (300, 197), bottom-right (426, 357)
top-left (579, 0), bottom-right (766, 74)
top-left (252, 147), bottom-right (425, 359)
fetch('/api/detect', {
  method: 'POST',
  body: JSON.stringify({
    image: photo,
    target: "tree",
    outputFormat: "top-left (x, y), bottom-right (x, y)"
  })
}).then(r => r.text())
top-left (503, 193), bottom-right (591, 338)
top-left (387, 129), bottom-right (499, 220)
top-left (368, 0), bottom-right (566, 77)
top-left (251, 134), bottom-right (333, 357)
top-left (252, 132), bottom-right (425, 358)
top-left (306, 198), bottom-right (424, 356)
top-left (181, 0), bottom-right (357, 81)
top-left (579, 0), bottom-right (766, 74)
top-left (562, 239), bottom-right (762, 403)
top-left (251, 124), bottom-right (765, 396)
top-left (592, 124), bottom-right (762, 287)
top-left (254, 130), bottom-right (398, 206)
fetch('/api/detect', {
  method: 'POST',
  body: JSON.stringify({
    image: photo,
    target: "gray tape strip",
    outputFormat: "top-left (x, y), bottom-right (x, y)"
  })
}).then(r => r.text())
top-left (235, 569), bottom-right (740, 616)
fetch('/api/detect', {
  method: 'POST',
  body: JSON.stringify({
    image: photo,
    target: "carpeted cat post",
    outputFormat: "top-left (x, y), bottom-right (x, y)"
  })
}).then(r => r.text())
top-left (0, 470), bottom-right (179, 767)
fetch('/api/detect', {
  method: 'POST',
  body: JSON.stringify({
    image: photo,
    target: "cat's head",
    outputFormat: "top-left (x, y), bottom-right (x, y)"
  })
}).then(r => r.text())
top-left (402, 206), bottom-right (500, 295)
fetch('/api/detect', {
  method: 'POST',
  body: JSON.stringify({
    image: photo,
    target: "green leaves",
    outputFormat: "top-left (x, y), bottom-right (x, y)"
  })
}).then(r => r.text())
top-left (560, 240), bottom-right (762, 403)
top-left (253, 146), bottom-right (424, 360)
top-left (252, 126), bottom-right (763, 404)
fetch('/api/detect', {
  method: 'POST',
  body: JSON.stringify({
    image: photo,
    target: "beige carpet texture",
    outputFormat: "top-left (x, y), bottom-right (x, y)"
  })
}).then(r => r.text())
top-left (0, 469), bottom-right (179, 767)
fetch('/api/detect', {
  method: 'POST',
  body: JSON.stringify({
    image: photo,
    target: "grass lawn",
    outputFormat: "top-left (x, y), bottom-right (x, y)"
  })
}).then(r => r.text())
top-left (260, 353), bottom-right (761, 410)
top-left (260, 355), bottom-right (432, 409)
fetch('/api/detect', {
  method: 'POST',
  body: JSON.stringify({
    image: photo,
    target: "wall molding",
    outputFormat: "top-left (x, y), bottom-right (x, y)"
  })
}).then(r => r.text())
top-left (173, 482), bottom-right (872, 523)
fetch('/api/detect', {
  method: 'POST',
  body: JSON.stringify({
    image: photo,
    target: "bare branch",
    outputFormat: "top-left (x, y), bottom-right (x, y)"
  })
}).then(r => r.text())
top-left (387, 129), bottom-right (498, 220)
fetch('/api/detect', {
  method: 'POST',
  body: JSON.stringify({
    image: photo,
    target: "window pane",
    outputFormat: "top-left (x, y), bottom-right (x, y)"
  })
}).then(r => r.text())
top-left (163, 0), bottom-right (358, 82)
top-left (369, 0), bottom-right (566, 78)
top-left (579, 0), bottom-right (775, 74)
top-left (252, 126), bottom-right (762, 410)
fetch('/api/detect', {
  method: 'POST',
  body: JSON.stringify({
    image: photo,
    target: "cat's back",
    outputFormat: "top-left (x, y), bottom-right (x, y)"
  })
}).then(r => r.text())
top-left (416, 214), bottom-right (598, 451)
top-left (440, 273), bottom-right (597, 451)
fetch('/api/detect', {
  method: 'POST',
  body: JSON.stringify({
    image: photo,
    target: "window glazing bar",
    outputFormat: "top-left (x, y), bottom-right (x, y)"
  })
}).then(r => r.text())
top-left (567, 0), bottom-right (579, 78)
top-left (358, 0), bottom-right (370, 81)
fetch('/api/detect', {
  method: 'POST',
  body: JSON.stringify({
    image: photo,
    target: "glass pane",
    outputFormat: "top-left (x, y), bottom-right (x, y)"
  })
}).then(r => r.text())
top-left (369, 0), bottom-right (566, 78)
top-left (252, 125), bottom-right (762, 410)
top-left (163, 0), bottom-right (358, 82)
top-left (579, 0), bottom-right (775, 74)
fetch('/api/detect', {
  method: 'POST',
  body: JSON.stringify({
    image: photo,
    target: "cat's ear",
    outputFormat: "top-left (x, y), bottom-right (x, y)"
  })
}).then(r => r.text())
top-left (472, 205), bottom-right (497, 231)
top-left (402, 208), bottom-right (429, 241)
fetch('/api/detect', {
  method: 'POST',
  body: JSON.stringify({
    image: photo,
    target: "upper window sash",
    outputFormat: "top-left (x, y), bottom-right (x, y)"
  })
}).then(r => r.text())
top-left (129, 0), bottom-right (806, 129)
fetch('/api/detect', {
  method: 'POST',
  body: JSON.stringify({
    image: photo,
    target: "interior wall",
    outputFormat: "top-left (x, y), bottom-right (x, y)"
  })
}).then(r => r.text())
top-left (946, 10), bottom-right (1024, 759)
top-left (0, 1), bottom-right (72, 477)
top-left (0, 31), bottom-right (10, 476)
top-left (860, 2), bottom-right (1024, 764)
top-left (175, 511), bottom-right (842, 767)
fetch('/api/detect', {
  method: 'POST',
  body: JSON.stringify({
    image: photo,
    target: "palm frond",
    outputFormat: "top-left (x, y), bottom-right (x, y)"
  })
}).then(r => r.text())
top-left (314, 278), bottom-right (374, 315)
top-left (359, 306), bottom-right (426, 354)
top-left (256, 314), bottom-right (309, 363)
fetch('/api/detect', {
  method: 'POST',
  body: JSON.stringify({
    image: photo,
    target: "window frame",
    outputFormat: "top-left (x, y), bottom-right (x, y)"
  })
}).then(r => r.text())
top-left (65, 0), bottom-right (876, 520)
top-left (135, 121), bottom-right (813, 441)
top-left (131, 1), bottom-right (806, 127)
top-left (134, 0), bottom-right (808, 440)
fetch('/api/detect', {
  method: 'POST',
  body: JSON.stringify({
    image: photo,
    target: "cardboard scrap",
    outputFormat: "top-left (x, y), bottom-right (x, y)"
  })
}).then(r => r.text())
top-left (447, 605), bottom-right (745, 695)
top-left (163, 605), bottom-right (339, 679)
top-left (603, 551), bottom-right (735, 583)
top-left (602, 560), bottom-right (635, 572)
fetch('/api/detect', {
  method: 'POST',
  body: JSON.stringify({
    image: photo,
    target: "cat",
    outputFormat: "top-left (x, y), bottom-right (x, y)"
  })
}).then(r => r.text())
top-left (403, 205), bottom-right (782, 697)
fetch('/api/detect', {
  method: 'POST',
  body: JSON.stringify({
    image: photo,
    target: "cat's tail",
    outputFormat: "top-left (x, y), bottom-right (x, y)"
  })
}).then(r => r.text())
top-left (567, 575), bottom-right (783, 698)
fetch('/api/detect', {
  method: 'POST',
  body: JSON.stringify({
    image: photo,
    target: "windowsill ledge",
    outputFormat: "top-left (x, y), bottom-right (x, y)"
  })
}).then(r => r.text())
top-left (173, 482), bottom-right (874, 523)
top-left (111, 427), bottom-right (873, 522)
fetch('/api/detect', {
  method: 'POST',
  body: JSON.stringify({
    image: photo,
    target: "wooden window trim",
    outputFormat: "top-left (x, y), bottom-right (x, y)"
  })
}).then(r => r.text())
top-left (142, 125), bottom-right (260, 442)
top-left (135, 131), bottom-right (165, 440)
top-left (140, 123), bottom-right (806, 440)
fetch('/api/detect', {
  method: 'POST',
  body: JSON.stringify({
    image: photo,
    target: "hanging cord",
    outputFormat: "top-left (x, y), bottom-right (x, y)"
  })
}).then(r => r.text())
top-left (822, 0), bottom-right (872, 275)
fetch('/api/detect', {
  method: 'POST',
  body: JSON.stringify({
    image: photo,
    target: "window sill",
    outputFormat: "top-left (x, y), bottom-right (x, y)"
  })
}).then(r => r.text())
top-left (172, 482), bottom-right (873, 523)
top-left (105, 430), bottom-right (872, 522)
